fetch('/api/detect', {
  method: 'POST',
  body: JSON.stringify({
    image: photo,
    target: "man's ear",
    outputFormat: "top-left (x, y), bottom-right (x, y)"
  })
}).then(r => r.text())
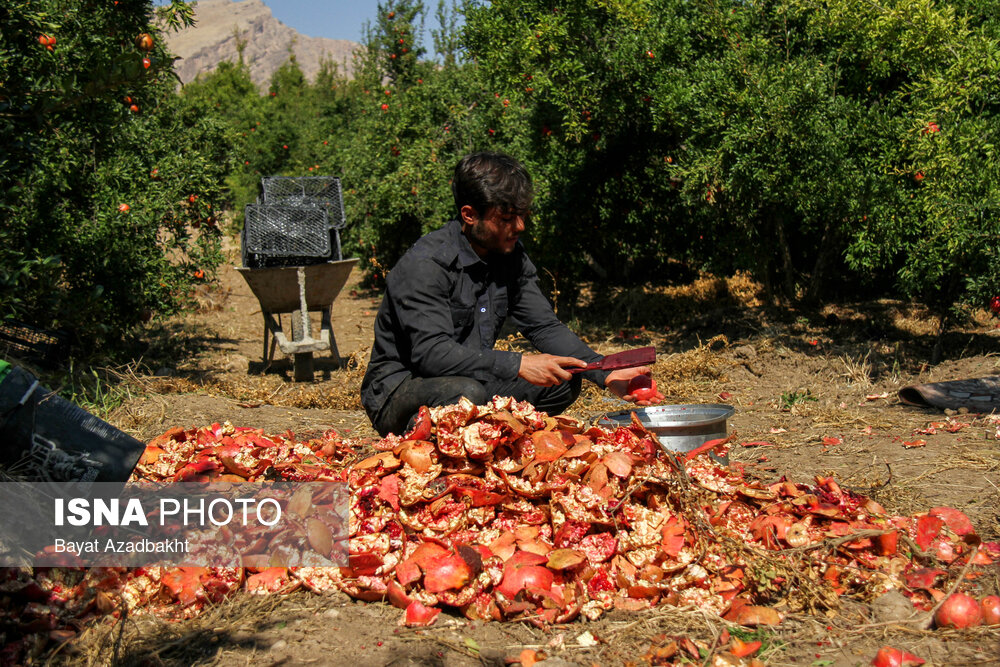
top-left (459, 205), bottom-right (479, 226)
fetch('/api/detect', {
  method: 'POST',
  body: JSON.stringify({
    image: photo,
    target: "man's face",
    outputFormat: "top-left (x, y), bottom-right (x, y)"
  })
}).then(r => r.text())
top-left (461, 205), bottom-right (527, 257)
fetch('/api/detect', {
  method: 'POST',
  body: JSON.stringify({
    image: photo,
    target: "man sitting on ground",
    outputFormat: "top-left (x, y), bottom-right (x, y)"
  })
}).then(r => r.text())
top-left (361, 151), bottom-right (662, 436)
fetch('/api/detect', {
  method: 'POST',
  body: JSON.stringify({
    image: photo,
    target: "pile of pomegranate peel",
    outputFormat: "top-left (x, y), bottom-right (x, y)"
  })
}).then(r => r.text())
top-left (117, 396), bottom-right (1000, 626)
top-left (2, 397), bottom-right (999, 664)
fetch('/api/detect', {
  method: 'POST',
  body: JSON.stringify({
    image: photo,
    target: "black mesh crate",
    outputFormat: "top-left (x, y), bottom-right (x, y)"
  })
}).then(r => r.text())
top-left (0, 320), bottom-right (69, 368)
top-left (261, 176), bottom-right (347, 229)
top-left (242, 204), bottom-right (332, 268)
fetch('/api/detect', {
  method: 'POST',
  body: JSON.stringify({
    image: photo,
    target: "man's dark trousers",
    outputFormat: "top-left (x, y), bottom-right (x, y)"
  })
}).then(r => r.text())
top-left (373, 374), bottom-right (582, 437)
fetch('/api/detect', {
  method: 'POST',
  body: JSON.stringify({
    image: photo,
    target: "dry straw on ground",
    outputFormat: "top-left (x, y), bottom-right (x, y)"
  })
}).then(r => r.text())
top-left (62, 591), bottom-right (289, 667)
top-left (127, 350), bottom-right (369, 411)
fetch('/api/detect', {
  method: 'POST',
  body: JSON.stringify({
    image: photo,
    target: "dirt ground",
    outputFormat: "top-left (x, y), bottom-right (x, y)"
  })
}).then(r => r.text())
top-left (81, 246), bottom-right (1000, 666)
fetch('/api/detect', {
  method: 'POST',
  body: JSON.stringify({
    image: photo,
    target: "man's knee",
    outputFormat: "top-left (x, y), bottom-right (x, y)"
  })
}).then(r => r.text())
top-left (446, 376), bottom-right (489, 406)
top-left (541, 374), bottom-right (582, 415)
top-left (375, 375), bottom-right (489, 437)
top-left (567, 374), bottom-right (583, 401)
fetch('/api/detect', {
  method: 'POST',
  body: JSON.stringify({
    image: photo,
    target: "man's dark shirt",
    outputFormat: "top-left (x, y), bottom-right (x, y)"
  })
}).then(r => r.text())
top-left (360, 220), bottom-right (610, 424)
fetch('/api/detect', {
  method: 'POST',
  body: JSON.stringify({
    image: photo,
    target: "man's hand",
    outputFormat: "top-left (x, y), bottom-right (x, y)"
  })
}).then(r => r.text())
top-left (518, 353), bottom-right (587, 386)
top-left (605, 367), bottom-right (665, 406)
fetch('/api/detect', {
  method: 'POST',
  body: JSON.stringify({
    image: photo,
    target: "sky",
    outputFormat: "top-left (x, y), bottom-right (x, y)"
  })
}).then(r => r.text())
top-left (161, 0), bottom-right (448, 45)
top-left (252, 0), bottom-right (389, 43)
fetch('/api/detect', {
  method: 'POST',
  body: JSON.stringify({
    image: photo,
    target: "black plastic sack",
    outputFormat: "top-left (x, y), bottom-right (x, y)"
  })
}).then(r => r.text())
top-left (0, 365), bottom-right (145, 486)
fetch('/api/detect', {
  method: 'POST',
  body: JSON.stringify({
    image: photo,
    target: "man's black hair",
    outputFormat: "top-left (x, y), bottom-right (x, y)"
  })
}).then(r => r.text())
top-left (452, 152), bottom-right (533, 219)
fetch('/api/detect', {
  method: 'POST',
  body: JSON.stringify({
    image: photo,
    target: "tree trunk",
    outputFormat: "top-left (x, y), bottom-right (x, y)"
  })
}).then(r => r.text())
top-left (806, 220), bottom-right (834, 304)
top-left (931, 313), bottom-right (947, 365)
top-left (756, 244), bottom-right (776, 306)
top-left (775, 218), bottom-right (796, 302)
top-left (931, 273), bottom-right (961, 365)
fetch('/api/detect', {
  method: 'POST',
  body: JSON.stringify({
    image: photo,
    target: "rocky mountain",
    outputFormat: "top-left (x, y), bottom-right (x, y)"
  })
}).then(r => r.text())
top-left (162, 0), bottom-right (359, 88)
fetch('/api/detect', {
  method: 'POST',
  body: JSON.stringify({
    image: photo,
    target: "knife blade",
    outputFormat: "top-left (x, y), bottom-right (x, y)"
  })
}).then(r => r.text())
top-left (568, 346), bottom-right (656, 374)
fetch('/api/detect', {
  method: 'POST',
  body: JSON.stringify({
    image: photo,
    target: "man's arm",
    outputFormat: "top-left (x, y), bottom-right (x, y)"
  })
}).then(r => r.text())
top-left (389, 258), bottom-right (521, 381)
top-left (508, 255), bottom-right (610, 386)
top-left (509, 255), bottom-right (663, 403)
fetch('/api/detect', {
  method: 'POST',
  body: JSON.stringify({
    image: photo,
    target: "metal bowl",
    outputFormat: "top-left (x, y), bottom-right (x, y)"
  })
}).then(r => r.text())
top-left (599, 404), bottom-right (735, 463)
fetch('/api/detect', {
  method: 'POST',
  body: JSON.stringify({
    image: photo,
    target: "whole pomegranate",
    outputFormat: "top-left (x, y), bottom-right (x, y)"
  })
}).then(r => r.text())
top-left (934, 592), bottom-right (982, 629)
top-left (871, 646), bottom-right (925, 667)
top-left (981, 595), bottom-right (1000, 625)
top-left (627, 374), bottom-right (657, 402)
top-left (135, 33), bottom-right (154, 51)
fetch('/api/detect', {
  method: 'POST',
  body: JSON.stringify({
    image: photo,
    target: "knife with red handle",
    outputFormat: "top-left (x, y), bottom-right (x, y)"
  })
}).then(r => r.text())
top-left (568, 346), bottom-right (656, 374)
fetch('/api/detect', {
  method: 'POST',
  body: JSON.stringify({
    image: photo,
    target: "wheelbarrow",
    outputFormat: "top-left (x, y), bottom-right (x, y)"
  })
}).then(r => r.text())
top-left (236, 259), bottom-right (359, 381)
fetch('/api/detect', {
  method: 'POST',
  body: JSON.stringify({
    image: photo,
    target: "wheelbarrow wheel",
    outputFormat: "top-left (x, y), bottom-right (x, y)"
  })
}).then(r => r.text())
top-left (290, 311), bottom-right (314, 382)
